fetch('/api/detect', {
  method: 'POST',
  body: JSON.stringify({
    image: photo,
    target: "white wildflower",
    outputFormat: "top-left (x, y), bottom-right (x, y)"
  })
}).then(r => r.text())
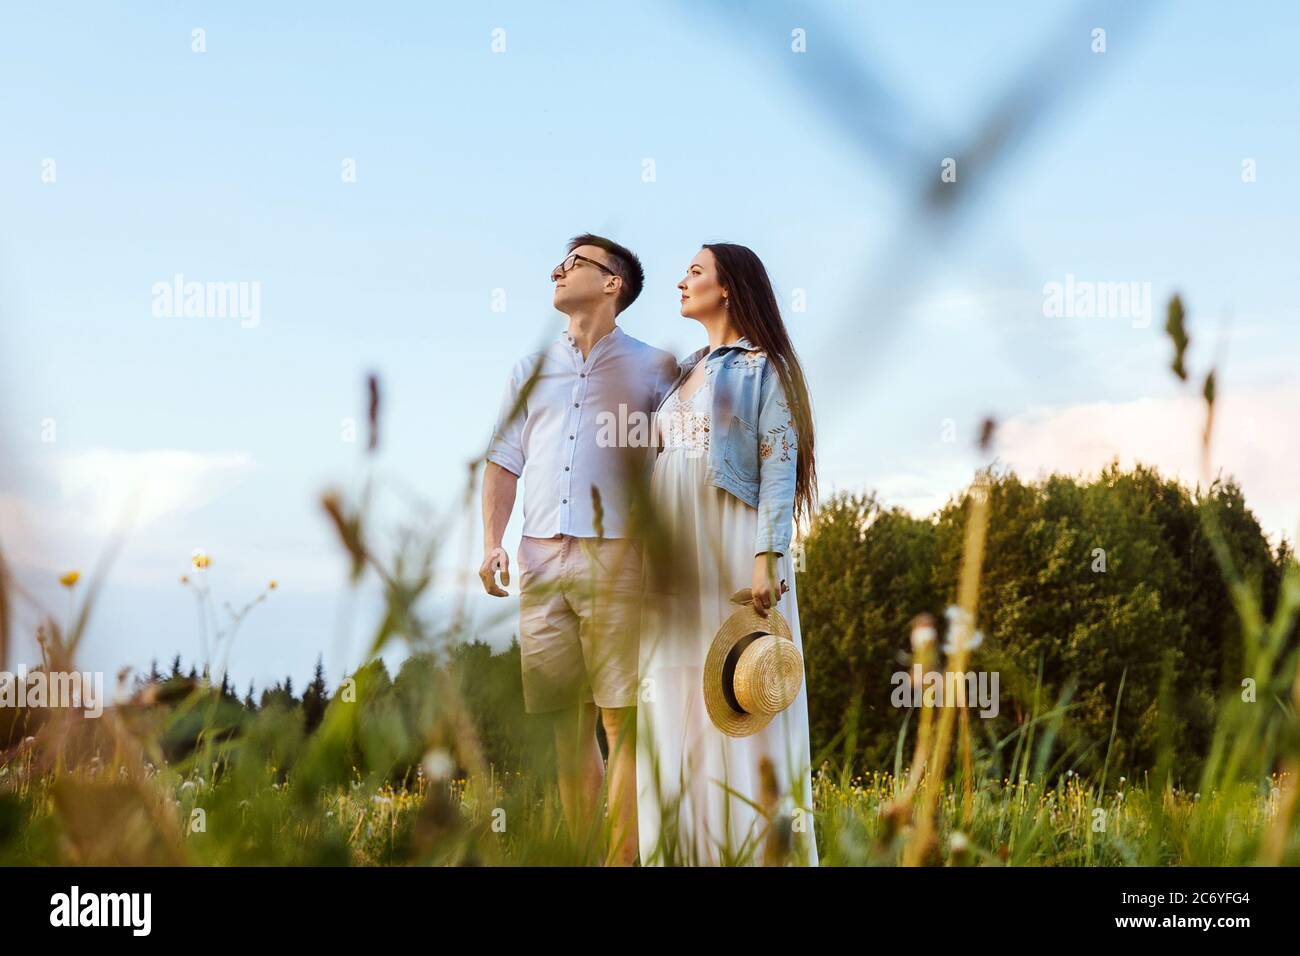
top-left (910, 623), bottom-right (936, 653)
top-left (942, 606), bottom-right (983, 655)
top-left (422, 747), bottom-right (455, 782)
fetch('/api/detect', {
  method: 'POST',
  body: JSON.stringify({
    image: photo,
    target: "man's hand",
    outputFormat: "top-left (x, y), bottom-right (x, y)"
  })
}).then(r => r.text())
top-left (480, 461), bottom-right (518, 596)
top-left (480, 546), bottom-right (511, 597)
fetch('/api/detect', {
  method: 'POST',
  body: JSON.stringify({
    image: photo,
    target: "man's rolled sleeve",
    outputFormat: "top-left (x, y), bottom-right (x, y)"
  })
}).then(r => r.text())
top-left (485, 360), bottom-right (527, 477)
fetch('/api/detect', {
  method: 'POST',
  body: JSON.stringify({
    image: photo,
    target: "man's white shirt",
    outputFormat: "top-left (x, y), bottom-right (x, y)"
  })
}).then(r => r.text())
top-left (486, 325), bottom-right (679, 540)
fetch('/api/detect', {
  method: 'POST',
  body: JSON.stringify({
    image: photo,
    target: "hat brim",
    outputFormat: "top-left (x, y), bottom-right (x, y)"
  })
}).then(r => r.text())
top-left (703, 604), bottom-right (794, 738)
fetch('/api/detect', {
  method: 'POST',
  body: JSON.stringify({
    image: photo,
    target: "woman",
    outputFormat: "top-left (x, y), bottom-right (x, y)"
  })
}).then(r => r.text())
top-left (636, 242), bottom-right (819, 866)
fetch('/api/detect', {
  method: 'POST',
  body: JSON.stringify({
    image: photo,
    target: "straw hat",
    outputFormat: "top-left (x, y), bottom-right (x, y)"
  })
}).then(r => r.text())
top-left (703, 586), bottom-right (804, 738)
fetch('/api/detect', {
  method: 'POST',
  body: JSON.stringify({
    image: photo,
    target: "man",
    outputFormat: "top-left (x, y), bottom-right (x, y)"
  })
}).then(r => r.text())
top-left (480, 234), bottom-right (677, 866)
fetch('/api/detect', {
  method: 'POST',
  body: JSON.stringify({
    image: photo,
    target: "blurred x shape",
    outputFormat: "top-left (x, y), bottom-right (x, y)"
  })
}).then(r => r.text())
top-left (694, 0), bottom-right (1160, 397)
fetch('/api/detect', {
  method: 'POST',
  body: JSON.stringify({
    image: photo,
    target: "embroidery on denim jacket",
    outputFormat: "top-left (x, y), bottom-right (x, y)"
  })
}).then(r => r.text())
top-left (759, 398), bottom-right (795, 463)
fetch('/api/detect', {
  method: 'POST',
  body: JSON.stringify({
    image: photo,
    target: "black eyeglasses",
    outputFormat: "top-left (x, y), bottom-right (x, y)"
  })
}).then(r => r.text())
top-left (551, 253), bottom-right (618, 281)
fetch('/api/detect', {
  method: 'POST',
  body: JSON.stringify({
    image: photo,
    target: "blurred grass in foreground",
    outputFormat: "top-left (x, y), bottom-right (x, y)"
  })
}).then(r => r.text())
top-left (3, 745), bottom-right (1293, 865)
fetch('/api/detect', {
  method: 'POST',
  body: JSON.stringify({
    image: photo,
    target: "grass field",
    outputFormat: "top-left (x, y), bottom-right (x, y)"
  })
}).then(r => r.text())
top-left (3, 739), bottom-right (1293, 866)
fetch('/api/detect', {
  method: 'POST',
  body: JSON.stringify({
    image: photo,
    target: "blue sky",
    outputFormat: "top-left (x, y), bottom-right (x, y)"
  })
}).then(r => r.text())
top-left (1, 1), bottom-right (1296, 693)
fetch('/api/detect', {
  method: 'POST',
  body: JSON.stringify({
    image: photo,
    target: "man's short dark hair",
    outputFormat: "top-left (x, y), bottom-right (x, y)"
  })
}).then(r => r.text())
top-left (567, 233), bottom-right (644, 314)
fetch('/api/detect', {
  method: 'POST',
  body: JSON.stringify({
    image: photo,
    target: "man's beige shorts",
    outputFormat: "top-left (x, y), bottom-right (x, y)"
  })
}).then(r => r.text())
top-left (516, 534), bottom-right (643, 714)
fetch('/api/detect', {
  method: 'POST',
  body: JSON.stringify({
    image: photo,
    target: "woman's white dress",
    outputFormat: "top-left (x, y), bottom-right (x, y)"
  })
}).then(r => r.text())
top-left (636, 372), bottom-right (819, 866)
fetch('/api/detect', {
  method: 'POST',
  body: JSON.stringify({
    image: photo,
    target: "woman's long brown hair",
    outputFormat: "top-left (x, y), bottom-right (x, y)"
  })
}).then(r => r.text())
top-left (703, 242), bottom-right (818, 528)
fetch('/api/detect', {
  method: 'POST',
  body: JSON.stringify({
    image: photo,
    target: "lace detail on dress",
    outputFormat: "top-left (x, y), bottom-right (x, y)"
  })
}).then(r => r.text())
top-left (659, 379), bottom-right (712, 451)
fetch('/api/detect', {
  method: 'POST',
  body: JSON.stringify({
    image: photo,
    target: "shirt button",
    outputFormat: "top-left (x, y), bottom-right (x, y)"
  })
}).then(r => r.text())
top-left (564, 466), bottom-right (570, 471)
top-left (574, 403), bottom-right (579, 408)
top-left (569, 435), bottom-right (575, 440)
top-left (562, 498), bottom-right (567, 504)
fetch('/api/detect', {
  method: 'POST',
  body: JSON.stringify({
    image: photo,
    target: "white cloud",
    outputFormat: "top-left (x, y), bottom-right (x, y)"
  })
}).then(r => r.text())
top-left (822, 382), bottom-right (1298, 547)
top-left (1, 448), bottom-right (255, 573)
top-left (994, 384), bottom-right (1299, 543)
top-left (59, 448), bottom-right (255, 533)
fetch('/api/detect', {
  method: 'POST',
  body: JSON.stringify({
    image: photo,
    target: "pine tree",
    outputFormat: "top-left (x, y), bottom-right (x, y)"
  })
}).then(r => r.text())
top-left (259, 681), bottom-right (279, 710)
top-left (260, 679), bottom-right (298, 711)
top-left (302, 656), bottom-right (328, 732)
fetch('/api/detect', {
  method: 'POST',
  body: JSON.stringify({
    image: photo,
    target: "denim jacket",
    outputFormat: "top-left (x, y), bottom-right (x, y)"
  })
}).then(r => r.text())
top-left (657, 336), bottom-right (798, 556)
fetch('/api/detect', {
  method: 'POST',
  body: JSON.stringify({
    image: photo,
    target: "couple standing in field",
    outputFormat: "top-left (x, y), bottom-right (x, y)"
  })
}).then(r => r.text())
top-left (479, 233), bottom-right (819, 866)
